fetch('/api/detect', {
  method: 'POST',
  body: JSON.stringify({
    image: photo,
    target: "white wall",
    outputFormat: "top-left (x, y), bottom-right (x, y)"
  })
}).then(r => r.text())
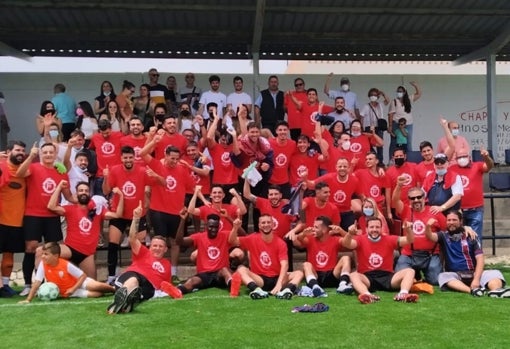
top-left (1, 72), bottom-right (509, 162)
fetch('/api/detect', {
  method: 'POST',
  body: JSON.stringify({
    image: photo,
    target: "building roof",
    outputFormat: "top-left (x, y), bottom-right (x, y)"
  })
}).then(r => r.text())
top-left (1, 0), bottom-right (510, 62)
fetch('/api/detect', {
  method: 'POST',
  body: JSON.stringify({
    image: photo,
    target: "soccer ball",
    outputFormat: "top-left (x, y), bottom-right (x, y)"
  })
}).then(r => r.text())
top-left (37, 282), bottom-right (60, 301)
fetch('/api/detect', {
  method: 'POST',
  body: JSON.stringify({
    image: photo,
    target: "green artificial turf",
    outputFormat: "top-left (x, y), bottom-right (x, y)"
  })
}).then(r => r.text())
top-left (1, 283), bottom-right (509, 349)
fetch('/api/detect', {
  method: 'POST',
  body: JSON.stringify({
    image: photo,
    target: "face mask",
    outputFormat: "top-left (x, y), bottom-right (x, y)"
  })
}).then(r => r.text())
top-left (341, 141), bottom-right (351, 151)
top-left (397, 92), bottom-right (404, 99)
top-left (0, 98), bottom-right (5, 104)
top-left (49, 130), bottom-right (59, 139)
top-left (369, 95), bottom-right (378, 102)
top-left (76, 107), bottom-right (84, 116)
top-left (103, 91), bottom-right (111, 97)
top-left (457, 157), bottom-right (469, 167)
top-left (341, 84), bottom-right (349, 92)
top-left (351, 131), bottom-right (361, 137)
top-left (181, 110), bottom-right (191, 117)
top-left (436, 168), bottom-right (447, 176)
top-left (363, 208), bottom-right (374, 216)
top-left (451, 129), bottom-right (459, 136)
top-left (394, 158), bottom-right (405, 167)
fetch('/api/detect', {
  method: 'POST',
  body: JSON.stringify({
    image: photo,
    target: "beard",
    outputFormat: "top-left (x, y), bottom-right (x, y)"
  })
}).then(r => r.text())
top-left (78, 194), bottom-right (91, 205)
top-left (10, 154), bottom-right (24, 165)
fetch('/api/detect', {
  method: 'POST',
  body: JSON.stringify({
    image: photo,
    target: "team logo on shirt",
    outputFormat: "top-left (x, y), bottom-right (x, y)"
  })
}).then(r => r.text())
top-left (315, 251), bottom-right (329, 267)
top-left (310, 111), bottom-right (318, 122)
top-left (425, 170), bottom-right (433, 179)
top-left (190, 171), bottom-right (200, 183)
top-left (297, 165), bottom-right (307, 178)
top-left (369, 185), bottom-right (380, 197)
top-left (333, 190), bottom-right (346, 203)
top-left (259, 251), bottom-right (272, 268)
top-left (275, 153), bottom-right (287, 167)
top-left (152, 261), bottom-right (165, 273)
top-left (412, 220), bottom-right (426, 235)
top-left (207, 246), bottom-right (220, 260)
top-left (460, 175), bottom-right (469, 188)
top-left (58, 271), bottom-right (64, 279)
top-left (79, 217), bottom-right (92, 233)
top-left (166, 175), bottom-right (177, 191)
top-left (272, 216), bottom-right (279, 230)
top-left (133, 146), bottom-right (142, 161)
top-left (368, 252), bottom-right (383, 268)
top-left (401, 173), bottom-right (412, 186)
top-left (122, 181), bottom-right (137, 197)
top-left (42, 178), bottom-right (57, 194)
top-left (350, 142), bottom-right (362, 153)
top-left (221, 152), bottom-right (231, 164)
top-left (101, 141), bottom-right (115, 155)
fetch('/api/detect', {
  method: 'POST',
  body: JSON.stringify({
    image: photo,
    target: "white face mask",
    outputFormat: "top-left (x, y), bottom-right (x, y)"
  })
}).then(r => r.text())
top-left (0, 98), bottom-right (5, 104)
top-left (397, 92), bottom-right (404, 99)
top-left (457, 157), bottom-right (469, 167)
top-left (341, 84), bottom-right (350, 92)
top-left (49, 130), bottom-right (59, 139)
top-left (369, 96), bottom-right (378, 102)
top-left (451, 129), bottom-right (460, 137)
top-left (341, 140), bottom-right (351, 151)
top-left (103, 91), bottom-right (111, 97)
top-left (351, 131), bottom-right (361, 137)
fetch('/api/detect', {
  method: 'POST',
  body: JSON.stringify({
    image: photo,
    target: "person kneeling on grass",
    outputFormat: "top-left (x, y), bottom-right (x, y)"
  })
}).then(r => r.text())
top-left (424, 211), bottom-right (510, 298)
top-left (170, 209), bottom-right (241, 297)
top-left (228, 214), bottom-right (304, 300)
top-left (342, 217), bottom-right (419, 304)
top-left (107, 201), bottom-right (175, 314)
top-left (18, 242), bottom-right (114, 303)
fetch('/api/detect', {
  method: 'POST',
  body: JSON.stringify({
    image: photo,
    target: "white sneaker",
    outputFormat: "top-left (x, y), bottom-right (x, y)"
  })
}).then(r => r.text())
top-left (275, 288), bottom-right (293, 300)
top-left (19, 286), bottom-right (31, 297)
top-left (120, 236), bottom-right (129, 248)
top-left (337, 281), bottom-right (354, 295)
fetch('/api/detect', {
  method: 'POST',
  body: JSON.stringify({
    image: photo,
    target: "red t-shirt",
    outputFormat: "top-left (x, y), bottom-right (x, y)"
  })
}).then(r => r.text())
top-left (450, 162), bottom-right (485, 209)
top-left (315, 173), bottom-right (362, 212)
top-left (64, 205), bottom-right (107, 255)
top-left (107, 164), bottom-right (149, 219)
top-left (349, 135), bottom-right (377, 170)
top-left (238, 233), bottom-right (287, 277)
top-left (284, 91), bottom-right (307, 129)
top-left (302, 235), bottom-right (342, 271)
top-left (197, 204), bottom-right (238, 231)
top-left (120, 135), bottom-right (148, 166)
top-left (88, 131), bottom-right (123, 176)
top-left (322, 147), bottom-right (355, 173)
top-left (415, 161), bottom-right (435, 184)
top-left (25, 163), bottom-right (69, 217)
top-left (400, 205), bottom-right (446, 256)
top-left (354, 168), bottom-right (390, 209)
top-left (126, 245), bottom-right (172, 288)
top-left (254, 198), bottom-right (295, 239)
top-left (354, 234), bottom-right (399, 274)
top-left (190, 230), bottom-right (230, 273)
top-left (153, 133), bottom-right (188, 160)
top-left (181, 155), bottom-right (211, 195)
top-left (208, 142), bottom-right (238, 185)
top-left (386, 162), bottom-right (419, 208)
top-left (302, 197), bottom-right (340, 227)
top-left (146, 158), bottom-right (193, 214)
top-left (289, 152), bottom-right (320, 187)
top-left (300, 103), bottom-right (334, 137)
top-left (269, 138), bottom-right (296, 185)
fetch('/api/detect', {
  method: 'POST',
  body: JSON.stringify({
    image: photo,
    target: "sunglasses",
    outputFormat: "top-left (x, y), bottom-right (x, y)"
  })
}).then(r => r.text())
top-left (408, 195), bottom-right (424, 201)
top-left (295, 83), bottom-right (304, 87)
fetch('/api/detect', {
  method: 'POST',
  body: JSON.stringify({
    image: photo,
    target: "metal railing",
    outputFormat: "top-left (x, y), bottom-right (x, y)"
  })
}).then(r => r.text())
top-left (484, 192), bottom-right (510, 255)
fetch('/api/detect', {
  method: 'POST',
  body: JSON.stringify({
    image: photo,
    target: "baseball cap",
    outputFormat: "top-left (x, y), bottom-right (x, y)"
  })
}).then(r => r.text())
top-left (340, 77), bottom-right (350, 84)
top-left (433, 153), bottom-right (448, 164)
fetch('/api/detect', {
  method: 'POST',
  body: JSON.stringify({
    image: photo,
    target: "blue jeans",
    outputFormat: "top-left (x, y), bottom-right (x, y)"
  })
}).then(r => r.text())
top-left (395, 254), bottom-right (441, 285)
top-left (389, 122), bottom-right (413, 159)
top-left (462, 207), bottom-right (484, 241)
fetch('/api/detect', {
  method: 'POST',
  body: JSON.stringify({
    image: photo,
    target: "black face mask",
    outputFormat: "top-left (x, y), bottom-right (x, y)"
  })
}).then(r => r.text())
top-left (155, 114), bottom-right (165, 123)
top-left (394, 158), bottom-right (405, 167)
top-left (181, 110), bottom-right (191, 118)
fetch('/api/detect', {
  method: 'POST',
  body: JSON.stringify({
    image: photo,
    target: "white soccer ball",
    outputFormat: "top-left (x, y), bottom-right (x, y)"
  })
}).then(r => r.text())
top-left (37, 282), bottom-right (60, 301)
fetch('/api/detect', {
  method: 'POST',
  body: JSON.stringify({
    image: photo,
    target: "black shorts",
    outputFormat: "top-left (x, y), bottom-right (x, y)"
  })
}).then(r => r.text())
top-left (0, 224), bottom-right (25, 253)
top-left (260, 275), bottom-right (278, 292)
top-left (317, 270), bottom-right (340, 288)
top-left (196, 271), bottom-right (227, 289)
top-left (340, 211), bottom-right (355, 231)
top-left (115, 271), bottom-right (155, 301)
top-left (109, 217), bottom-right (148, 233)
top-left (148, 210), bottom-right (181, 238)
top-left (364, 270), bottom-right (395, 292)
top-left (67, 245), bottom-right (90, 265)
top-left (23, 216), bottom-right (63, 242)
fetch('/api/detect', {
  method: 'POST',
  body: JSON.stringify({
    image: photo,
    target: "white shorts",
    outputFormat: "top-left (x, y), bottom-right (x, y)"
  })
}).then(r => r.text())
top-left (438, 270), bottom-right (505, 288)
top-left (69, 277), bottom-right (93, 298)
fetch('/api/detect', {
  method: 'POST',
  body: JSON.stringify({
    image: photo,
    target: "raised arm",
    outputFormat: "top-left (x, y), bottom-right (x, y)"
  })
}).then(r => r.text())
top-left (47, 180), bottom-right (67, 216)
top-left (398, 221), bottom-right (414, 246)
top-left (410, 81), bottom-right (422, 102)
top-left (16, 142), bottom-right (38, 178)
top-left (323, 72), bottom-right (333, 96)
top-left (175, 208), bottom-right (193, 247)
top-left (229, 187), bottom-right (247, 216)
top-left (129, 201), bottom-right (143, 254)
top-left (105, 187), bottom-right (124, 219)
top-left (342, 223), bottom-right (359, 249)
top-left (424, 218), bottom-right (439, 243)
top-left (228, 217), bottom-right (242, 246)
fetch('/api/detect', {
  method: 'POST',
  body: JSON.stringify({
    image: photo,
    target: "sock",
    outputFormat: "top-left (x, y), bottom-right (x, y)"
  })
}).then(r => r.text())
top-left (307, 278), bottom-right (318, 288)
top-left (2, 276), bottom-right (9, 286)
top-left (287, 283), bottom-right (297, 293)
top-left (22, 252), bottom-right (35, 286)
top-left (400, 289), bottom-right (409, 294)
top-left (171, 266), bottom-right (177, 276)
top-left (107, 243), bottom-right (119, 276)
top-left (247, 281), bottom-right (258, 292)
top-left (226, 277), bottom-right (232, 288)
top-left (1, 252), bottom-right (14, 282)
top-left (339, 274), bottom-right (350, 283)
top-left (177, 285), bottom-right (189, 295)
